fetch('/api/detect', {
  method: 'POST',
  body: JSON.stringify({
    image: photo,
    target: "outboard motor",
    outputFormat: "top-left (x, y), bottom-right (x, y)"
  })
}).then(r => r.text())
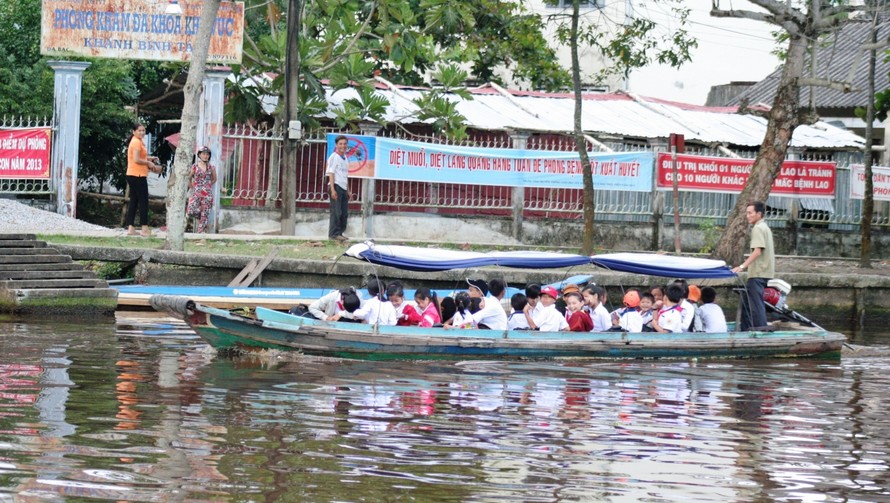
top-left (763, 278), bottom-right (792, 310)
top-left (761, 279), bottom-right (820, 328)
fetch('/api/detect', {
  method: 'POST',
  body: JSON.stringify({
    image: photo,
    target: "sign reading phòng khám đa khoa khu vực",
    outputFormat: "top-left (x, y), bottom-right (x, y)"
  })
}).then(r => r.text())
top-left (40, 0), bottom-right (244, 63)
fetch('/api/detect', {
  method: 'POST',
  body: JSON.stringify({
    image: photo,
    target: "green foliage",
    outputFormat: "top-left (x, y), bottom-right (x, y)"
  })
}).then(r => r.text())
top-left (93, 261), bottom-right (126, 281)
top-left (78, 60), bottom-right (142, 191)
top-left (333, 87), bottom-right (390, 128)
top-left (551, 0), bottom-right (697, 85)
top-left (867, 87), bottom-right (890, 122)
top-left (413, 92), bottom-right (468, 140)
top-left (226, 0), bottom-right (570, 139)
top-left (0, 0), bottom-right (171, 192)
top-left (698, 219), bottom-right (723, 254)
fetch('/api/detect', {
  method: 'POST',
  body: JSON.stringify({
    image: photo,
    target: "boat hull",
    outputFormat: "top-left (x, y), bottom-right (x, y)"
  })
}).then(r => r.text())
top-left (156, 296), bottom-right (845, 361)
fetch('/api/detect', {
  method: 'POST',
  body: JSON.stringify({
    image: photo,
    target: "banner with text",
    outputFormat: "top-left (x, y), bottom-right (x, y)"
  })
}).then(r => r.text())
top-left (850, 164), bottom-right (890, 201)
top-left (656, 153), bottom-right (836, 197)
top-left (40, 0), bottom-right (244, 63)
top-left (0, 129), bottom-right (52, 180)
top-left (329, 135), bottom-right (654, 191)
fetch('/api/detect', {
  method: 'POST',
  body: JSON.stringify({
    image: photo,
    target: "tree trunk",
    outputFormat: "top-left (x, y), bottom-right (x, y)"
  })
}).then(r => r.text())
top-left (860, 11), bottom-right (878, 269)
top-left (713, 33), bottom-right (807, 266)
top-left (280, 0), bottom-right (302, 235)
top-left (165, 0), bottom-right (222, 251)
top-left (571, 0), bottom-right (595, 255)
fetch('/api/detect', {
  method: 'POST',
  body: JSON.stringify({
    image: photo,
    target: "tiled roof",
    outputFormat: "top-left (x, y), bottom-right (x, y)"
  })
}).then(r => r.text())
top-left (727, 17), bottom-right (890, 111)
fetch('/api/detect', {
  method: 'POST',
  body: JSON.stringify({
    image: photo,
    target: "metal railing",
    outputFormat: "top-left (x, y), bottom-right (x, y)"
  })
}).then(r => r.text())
top-left (218, 124), bottom-right (883, 230)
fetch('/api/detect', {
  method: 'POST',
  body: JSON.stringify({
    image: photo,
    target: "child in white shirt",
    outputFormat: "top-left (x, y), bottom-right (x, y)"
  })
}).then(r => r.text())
top-left (610, 290), bottom-right (644, 332)
top-left (639, 292), bottom-right (655, 329)
top-left (651, 283), bottom-right (686, 333)
top-left (582, 285), bottom-right (611, 332)
top-left (354, 279), bottom-right (397, 326)
top-left (507, 293), bottom-right (531, 330)
top-left (699, 286), bottom-right (728, 333)
top-left (525, 286), bottom-right (568, 332)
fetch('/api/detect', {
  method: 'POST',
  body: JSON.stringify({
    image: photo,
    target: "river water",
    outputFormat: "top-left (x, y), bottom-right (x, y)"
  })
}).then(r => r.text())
top-left (1, 313), bottom-right (889, 502)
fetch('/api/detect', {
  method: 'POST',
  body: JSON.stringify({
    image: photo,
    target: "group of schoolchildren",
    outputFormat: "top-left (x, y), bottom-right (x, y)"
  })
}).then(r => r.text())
top-left (297, 276), bottom-right (728, 333)
top-left (300, 279), bottom-right (443, 327)
top-left (504, 278), bottom-right (728, 333)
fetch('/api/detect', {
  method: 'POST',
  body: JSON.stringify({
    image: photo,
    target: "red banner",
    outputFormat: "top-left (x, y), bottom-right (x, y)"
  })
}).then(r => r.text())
top-left (656, 153), bottom-right (836, 197)
top-left (0, 128), bottom-right (52, 179)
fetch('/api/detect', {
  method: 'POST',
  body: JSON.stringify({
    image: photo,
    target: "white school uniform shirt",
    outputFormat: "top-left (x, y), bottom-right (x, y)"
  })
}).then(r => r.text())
top-left (354, 297), bottom-right (397, 326)
top-left (507, 311), bottom-right (530, 330)
top-left (451, 310), bottom-right (476, 329)
top-left (615, 308), bottom-right (644, 332)
top-left (680, 299), bottom-right (695, 331)
top-left (699, 303), bottom-right (728, 333)
top-left (533, 303), bottom-right (569, 332)
top-left (656, 305), bottom-right (685, 333)
top-left (589, 304), bottom-right (612, 332)
top-left (308, 289), bottom-right (358, 320)
top-left (471, 294), bottom-right (508, 330)
top-left (639, 309), bottom-right (654, 326)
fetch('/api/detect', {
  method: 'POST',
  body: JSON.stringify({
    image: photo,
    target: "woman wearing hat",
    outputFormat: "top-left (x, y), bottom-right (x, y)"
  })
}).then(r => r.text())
top-left (187, 146), bottom-right (217, 233)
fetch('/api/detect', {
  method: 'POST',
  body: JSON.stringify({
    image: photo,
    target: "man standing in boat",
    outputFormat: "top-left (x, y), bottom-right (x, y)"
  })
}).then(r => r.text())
top-left (326, 135), bottom-right (350, 243)
top-left (731, 201), bottom-right (775, 331)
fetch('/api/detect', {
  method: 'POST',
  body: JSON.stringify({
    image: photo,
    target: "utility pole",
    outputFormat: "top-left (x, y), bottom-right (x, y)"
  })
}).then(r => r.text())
top-left (281, 0), bottom-right (302, 235)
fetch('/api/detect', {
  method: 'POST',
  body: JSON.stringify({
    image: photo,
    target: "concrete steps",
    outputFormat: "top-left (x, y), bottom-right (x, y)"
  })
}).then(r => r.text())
top-left (0, 234), bottom-right (117, 316)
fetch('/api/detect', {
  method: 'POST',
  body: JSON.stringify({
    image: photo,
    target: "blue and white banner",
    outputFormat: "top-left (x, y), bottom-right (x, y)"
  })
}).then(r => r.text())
top-left (327, 135), bottom-right (654, 191)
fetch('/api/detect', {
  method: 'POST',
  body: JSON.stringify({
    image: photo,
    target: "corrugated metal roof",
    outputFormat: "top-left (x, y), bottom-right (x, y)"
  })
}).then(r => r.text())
top-left (727, 17), bottom-right (890, 111)
top-left (322, 85), bottom-right (864, 149)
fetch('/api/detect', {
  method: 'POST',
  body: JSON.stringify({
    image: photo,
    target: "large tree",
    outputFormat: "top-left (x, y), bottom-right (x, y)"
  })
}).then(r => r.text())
top-left (710, 0), bottom-right (873, 266)
top-left (550, 0), bottom-right (696, 254)
top-left (164, 0), bottom-right (223, 251)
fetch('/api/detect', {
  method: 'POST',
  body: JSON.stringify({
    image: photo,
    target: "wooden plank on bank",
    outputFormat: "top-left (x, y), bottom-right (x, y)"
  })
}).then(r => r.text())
top-left (228, 258), bottom-right (259, 287)
top-left (235, 247), bottom-right (281, 287)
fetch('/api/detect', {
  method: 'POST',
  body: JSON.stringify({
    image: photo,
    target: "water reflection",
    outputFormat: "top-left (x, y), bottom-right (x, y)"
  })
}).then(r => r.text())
top-left (0, 314), bottom-right (888, 501)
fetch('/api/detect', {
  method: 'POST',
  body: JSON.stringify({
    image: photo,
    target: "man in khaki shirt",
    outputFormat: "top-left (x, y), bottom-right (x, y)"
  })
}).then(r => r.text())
top-left (731, 201), bottom-right (775, 330)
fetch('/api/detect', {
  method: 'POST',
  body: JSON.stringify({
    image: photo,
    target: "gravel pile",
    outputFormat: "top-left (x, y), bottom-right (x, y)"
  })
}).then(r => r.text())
top-left (0, 199), bottom-right (111, 234)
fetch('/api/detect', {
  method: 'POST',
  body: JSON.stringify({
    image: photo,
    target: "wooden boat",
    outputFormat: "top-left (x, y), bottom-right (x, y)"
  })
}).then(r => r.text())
top-left (150, 244), bottom-right (846, 360)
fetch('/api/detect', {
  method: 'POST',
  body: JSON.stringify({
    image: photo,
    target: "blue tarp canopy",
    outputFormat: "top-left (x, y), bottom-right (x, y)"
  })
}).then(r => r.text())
top-left (344, 243), bottom-right (592, 272)
top-left (591, 253), bottom-right (736, 279)
top-left (345, 243), bottom-right (736, 279)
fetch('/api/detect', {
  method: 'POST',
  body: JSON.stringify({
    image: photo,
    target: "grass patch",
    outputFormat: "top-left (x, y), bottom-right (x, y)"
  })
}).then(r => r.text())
top-left (39, 234), bottom-right (572, 262)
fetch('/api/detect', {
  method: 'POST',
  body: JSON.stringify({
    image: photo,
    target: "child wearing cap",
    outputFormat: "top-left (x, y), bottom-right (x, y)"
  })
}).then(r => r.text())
top-left (524, 286), bottom-right (569, 332)
top-left (686, 284), bottom-right (704, 332)
top-left (610, 289), bottom-right (644, 332)
top-left (466, 278), bottom-right (508, 330)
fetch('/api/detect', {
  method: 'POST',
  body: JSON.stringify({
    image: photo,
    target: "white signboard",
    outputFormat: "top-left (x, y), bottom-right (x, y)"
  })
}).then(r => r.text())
top-left (850, 164), bottom-right (890, 201)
